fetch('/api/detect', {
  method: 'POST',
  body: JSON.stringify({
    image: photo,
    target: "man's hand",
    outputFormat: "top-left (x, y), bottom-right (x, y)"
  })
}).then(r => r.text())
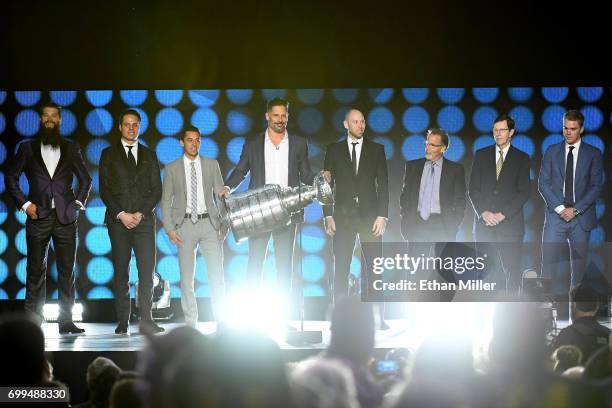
top-left (493, 212), bottom-right (506, 223)
top-left (218, 186), bottom-right (231, 199)
top-left (481, 211), bottom-right (499, 226)
top-left (133, 212), bottom-right (144, 227)
top-left (167, 230), bottom-right (183, 246)
top-left (560, 208), bottom-right (576, 222)
top-left (323, 171), bottom-right (332, 183)
top-left (119, 212), bottom-right (139, 229)
top-left (372, 217), bottom-right (386, 237)
top-left (25, 203), bottom-right (38, 219)
top-left (324, 216), bottom-right (336, 236)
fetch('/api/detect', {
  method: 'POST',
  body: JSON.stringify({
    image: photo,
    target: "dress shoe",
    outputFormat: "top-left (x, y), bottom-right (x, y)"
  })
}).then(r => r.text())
top-left (58, 322), bottom-right (85, 334)
top-left (139, 321), bottom-right (165, 335)
top-left (115, 322), bottom-right (130, 335)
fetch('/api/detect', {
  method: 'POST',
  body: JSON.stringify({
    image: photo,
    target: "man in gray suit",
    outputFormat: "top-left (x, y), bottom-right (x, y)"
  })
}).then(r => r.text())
top-left (161, 126), bottom-right (227, 325)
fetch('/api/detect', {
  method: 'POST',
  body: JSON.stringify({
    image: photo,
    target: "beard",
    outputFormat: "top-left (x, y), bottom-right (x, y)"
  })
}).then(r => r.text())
top-left (39, 124), bottom-right (62, 147)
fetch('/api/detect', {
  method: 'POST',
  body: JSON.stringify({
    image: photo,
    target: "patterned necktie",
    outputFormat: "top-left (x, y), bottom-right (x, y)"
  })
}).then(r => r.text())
top-left (190, 161), bottom-right (198, 223)
top-left (127, 145), bottom-right (137, 168)
top-left (419, 162), bottom-right (436, 221)
top-left (564, 146), bottom-right (575, 206)
top-left (351, 142), bottom-right (358, 175)
top-left (496, 149), bottom-right (504, 180)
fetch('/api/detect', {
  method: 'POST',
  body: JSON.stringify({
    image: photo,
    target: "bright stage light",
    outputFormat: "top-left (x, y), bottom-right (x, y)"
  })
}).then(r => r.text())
top-left (43, 302), bottom-right (83, 322)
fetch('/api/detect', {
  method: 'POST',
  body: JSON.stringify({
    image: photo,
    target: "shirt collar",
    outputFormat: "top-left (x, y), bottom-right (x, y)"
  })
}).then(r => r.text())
top-left (265, 129), bottom-right (288, 143)
top-left (566, 139), bottom-right (581, 150)
top-left (347, 136), bottom-right (362, 145)
top-left (497, 143), bottom-right (511, 155)
top-left (183, 154), bottom-right (200, 164)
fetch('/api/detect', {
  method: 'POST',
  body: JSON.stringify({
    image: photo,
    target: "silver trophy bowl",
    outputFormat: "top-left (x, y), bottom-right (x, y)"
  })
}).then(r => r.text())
top-left (215, 171), bottom-right (333, 242)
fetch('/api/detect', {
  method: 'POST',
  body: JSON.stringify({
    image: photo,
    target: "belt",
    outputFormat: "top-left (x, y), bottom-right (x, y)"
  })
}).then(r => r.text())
top-left (185, 213), bottom-right (209, 219)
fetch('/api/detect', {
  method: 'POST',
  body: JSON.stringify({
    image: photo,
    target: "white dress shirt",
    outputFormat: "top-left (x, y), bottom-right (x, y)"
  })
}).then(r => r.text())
top-left (347, 136), bottom-right (363, 173)
top-left (183, 155), bottom-right (207, 214)
top-left (496, 143), bottom-right (511, 165)
top-left (22, 144), bottom-right (61, 211)
top-left (264, 130), bottom-right (289, 187)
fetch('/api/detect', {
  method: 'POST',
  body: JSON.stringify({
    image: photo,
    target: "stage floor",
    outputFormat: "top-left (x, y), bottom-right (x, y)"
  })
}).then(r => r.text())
top-left (41, 317), bottom-right (612, 353)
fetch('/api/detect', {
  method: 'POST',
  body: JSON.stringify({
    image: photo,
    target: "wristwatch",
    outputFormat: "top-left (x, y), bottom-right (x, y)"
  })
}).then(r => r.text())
top-left (573, 208), bottom-right (580, 216)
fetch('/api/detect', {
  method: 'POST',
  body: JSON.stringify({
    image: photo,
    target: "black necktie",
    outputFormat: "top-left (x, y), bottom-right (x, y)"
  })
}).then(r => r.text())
top-left (564, 146), bottom-right (574, 206)
top-left (351, 142), bottom-right (358, 175)
top-left (127, 145), bottom-right (137, 168)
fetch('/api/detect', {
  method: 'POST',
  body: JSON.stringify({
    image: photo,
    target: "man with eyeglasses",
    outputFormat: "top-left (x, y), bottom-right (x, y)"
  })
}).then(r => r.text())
top-left (400, 128), bottom-right (466, 243)
top-left (468, 114), bottom-right (530, 295)
top-left (538, 110), bottom-right (603, 318)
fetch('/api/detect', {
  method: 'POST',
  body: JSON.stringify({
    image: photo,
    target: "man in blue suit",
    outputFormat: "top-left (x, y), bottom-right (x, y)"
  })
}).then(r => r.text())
top-left (538, 110), bottom-right (603, 317)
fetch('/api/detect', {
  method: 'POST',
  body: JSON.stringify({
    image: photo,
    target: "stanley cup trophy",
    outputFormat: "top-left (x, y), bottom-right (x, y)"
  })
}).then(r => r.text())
top-left (217, 171), bottom-right (333, 242)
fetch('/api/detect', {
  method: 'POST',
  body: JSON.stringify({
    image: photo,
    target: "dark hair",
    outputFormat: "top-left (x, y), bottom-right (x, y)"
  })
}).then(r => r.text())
top-left (39, 101), bottom-right (62, 118)
top-left (119, 109), bottom-right (141, 124)
top-left (571, 284), bottom-right (599, 313)
top-left (266, 97), bottom-right (290, 112)
top-left (180, 125), bottom-right (201, 140)
top-left (426, 128), bottom-right (449, 148)
top-left (564, 109), bottom-right (585, 127)
top-left (493, 114), bottom-right (515, 131)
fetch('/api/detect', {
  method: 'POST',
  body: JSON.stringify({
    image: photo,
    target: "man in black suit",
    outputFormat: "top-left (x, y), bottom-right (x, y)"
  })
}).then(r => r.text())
top-left (323, 109), bottom-right (388, 307)
top-left (400, 128), bottom-right (466, 243)
top-left (5, 102), bottom-right (92, 333)
top-left (221, 98), bottom-right (313, 303)
top-left (99, 109), bottom-right (164, 335)
top-left (468, 114), bottom-right (530, 294)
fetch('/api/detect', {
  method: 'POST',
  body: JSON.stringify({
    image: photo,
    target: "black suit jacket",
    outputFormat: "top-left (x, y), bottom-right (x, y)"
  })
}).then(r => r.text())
top-left (468, 145), bottom-right (530, 238)
top-left (99, 140), bottom-right (162, 225)
top-left (225, 132), bottom-right (313, 223)
top-left (323, 139), bottom-right (389, 223)
top-left (399, 157), bottom-right (466, 240)
top-left (5, 138), bottom-right (92, 225)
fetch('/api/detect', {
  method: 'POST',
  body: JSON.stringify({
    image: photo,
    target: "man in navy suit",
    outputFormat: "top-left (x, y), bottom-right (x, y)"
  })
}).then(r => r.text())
top-left (469, 114), bottom-right (531, 294)
top-left (5, 102), bottom-right (92, 333)
top-left (538, 110), bottom-right (603, 316)
top-left (220, 98), bottom-right (313, 308)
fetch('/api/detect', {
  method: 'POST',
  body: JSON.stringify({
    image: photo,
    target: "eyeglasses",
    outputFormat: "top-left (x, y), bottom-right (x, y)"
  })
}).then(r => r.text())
top-left (424, 141), bottom-right (444, 148)
top-left (493, 128), bottom-right (509, 134)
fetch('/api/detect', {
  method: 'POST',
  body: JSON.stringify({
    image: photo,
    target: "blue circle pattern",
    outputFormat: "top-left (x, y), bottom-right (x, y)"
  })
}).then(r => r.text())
top-left (156, 137), bottom-right (183, 165)
top-left (189, 90), bottom-right (220, 107)
top-left (437, 106), bottom-right (465, 133)
top-left (580, 106), bottom-right (603, 131)
top-left (472, 106), bottom-right (498, 133)
top-left (301, 255), bottom-right (325, 282)
top-left (368, 88), bottom-right (394, 104)
top-left (472, 135), bottom-right (495, 153)
top-left (304, 202), bottom-right (323, 223)
top-left (15, 229), bottom-right (27, 255)
top-left (86, 139), bottom-right (110, 165)
top-left (511, 135), bottom-right (535, 157)
top-left (157, 256), bottom-right (180, 284)
top-left (86, 227), bottom-right (111, 255)
top-left (85, 108), bottom-right (113, 136)
top-left (297, 89), bottom-right (324, 105)
top-left (261, 89), bottom-right (288, 101)
top-left (0, 91), bottom-right (6, 104)
top-left (226, 109), bottom-right (253, 135)
top-left (157, 230), bottom-right (177, 256)
top-left (155, 90), bottom-right (183, 106)
top-left (155, 107), bottom-right (184, 136)
top-left (402, 135), bottom-right (426, 161)
top-left (541, 134), bottom-right (564, 154)
top-left (0, 202), bottom-right (7, 224)
top-left (301, 226), bottom-right (326, 253)
top-left (200, 138), bottom-right (219, 159)
top-left (88, 287), bottom-right (113, 299)
top-left (0, 113), bottom-right (5, 134)
top-left (0, 230), bottom-right (7, 254)
top-left (90, 170), bottom-right (99, 194)
top-left (85, 90), bottom-right (113, 106)
top-left (582, 135), bottom-right (604, 153)
top-left (372, 136), bottom-right (394, 160)
top-left (15, 110), bottom-right (40, 136)
top-left (120, 90), bottom-right (148, 106)
top-left (368, 106), bottom-right (394, 133)
top-left (226, 89), bottom-right (253, 105)
top-left (437, 88), bottom-right (464, 104)
top-left (332, 107), bottom-right (350, 133)
top-left (87, 257), bottom-right (114, 284)
top-left (445, 136), bottom-right (465, 161)
top-left (332, 89), bottom-right (358, 103)
top-left (402, 88), bottom-right (429, 103)
top-left (0, 260), bottom-right (8, 284)
top-left (507, 88), bottom-right (533, 102)
top-left (542, 87), bottom-right (569, 103)
top-left (15, 91), bottom-right (41, 107)
top-left (472, 88), bottom-right (499, 103)
top-left (509, 106), bottom-right (534, 132)
top-left (0, 142), bottom-right (6, 164)
top-left (191, 108), bottom-right (219, 135)
top-left (226, 231), bottom-right (249, 254)
top-left (596, 200), bottom-right (605, 219)
top-left (19, 173), bottom-right (29, 196)
top-left (85, 198), bottom-right (106, 225)
top-left (227, 255), bottom-right (248, 282)
top-left (59, 109), bottom-right (77, 136)
top-left (195, 256), bottom-right (209, 284)
top-left (16, 259), bottom-right (27, 284)
top-left (402, 106), bottom-right (429, 133)
top-left (0, 173), bottom-right (4, 195)
top-left (303, 285), bottom-right (324, 297)
top-left (50, 90), bottom-right (77, 106)
top-left (577, 87), bottom-right (603, 102)
top-left (298, 107), bottom-right (324, 134)
top-left (128, 107), bottom-right (149, 134)
top-left (541, 105), bottom-right (566, 133)
top-left (226, 137), bottom-right (245, 164)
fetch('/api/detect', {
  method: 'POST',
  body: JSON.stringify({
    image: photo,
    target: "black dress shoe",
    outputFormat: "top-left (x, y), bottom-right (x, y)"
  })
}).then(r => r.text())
top-left (139, 321), bottom-right (165, 335)
top-left (58, 322), bottom-right (85, 334)
top-left (115, 322), bottom-right (130, 335)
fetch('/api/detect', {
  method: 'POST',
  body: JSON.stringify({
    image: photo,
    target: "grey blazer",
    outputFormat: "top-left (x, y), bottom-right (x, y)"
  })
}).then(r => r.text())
top-left (161, 156), bottom-right (225, 233)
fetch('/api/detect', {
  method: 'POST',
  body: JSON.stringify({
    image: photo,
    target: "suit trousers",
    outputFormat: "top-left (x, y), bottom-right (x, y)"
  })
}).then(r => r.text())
top-left (25, 210), bottom-right (77, 323)
top-left (542, 216), bottom-right (590, 297)
top-left (332, 208), bottom-right (382, 303)
top-left (108, 220), bottom-right (156, 323)
top-left (176, 217), bottom-right (224, 323)
top-left (475, 225), bottom-right (523, 295)
top-left (247, 223), bottom-right (296, 295)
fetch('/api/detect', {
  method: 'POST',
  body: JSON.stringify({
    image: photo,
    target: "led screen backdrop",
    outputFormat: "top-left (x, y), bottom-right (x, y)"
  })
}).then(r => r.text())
top-left (0, 88), bottom-right (609, 300)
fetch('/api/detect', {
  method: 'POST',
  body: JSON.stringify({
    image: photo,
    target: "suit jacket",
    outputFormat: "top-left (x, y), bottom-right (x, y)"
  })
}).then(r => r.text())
top-left (99, 140), bottom-right (162, 225)
top-left (323, 138), bottom-right (389, 223)
top-left (468, 145), bottom-right (531, 238)
top-left (161, 155), bottom-right (226, 233)
top-left (538, 141), bottom-right (603, 231)
top-left (5, 138), bottom-right (92, 225)
top-left (400, 157), bottom-right (466, 240)
top-left (225, 132), bottom-right (314, 223)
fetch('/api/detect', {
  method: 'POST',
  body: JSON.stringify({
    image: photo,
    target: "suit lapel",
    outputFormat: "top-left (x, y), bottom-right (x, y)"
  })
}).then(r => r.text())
top-left (179, 158), bottom-right (188, 200)
top-left (358, 139), bottom-right (367, 176)
top-left (199, 157), bottom-right (209, 199)
top-left (557, 143), bottom-right (566, 180)
top-left (54, 140), bottom-right (69, 179)
top-left (574, 143), bottom-right (587, 185)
